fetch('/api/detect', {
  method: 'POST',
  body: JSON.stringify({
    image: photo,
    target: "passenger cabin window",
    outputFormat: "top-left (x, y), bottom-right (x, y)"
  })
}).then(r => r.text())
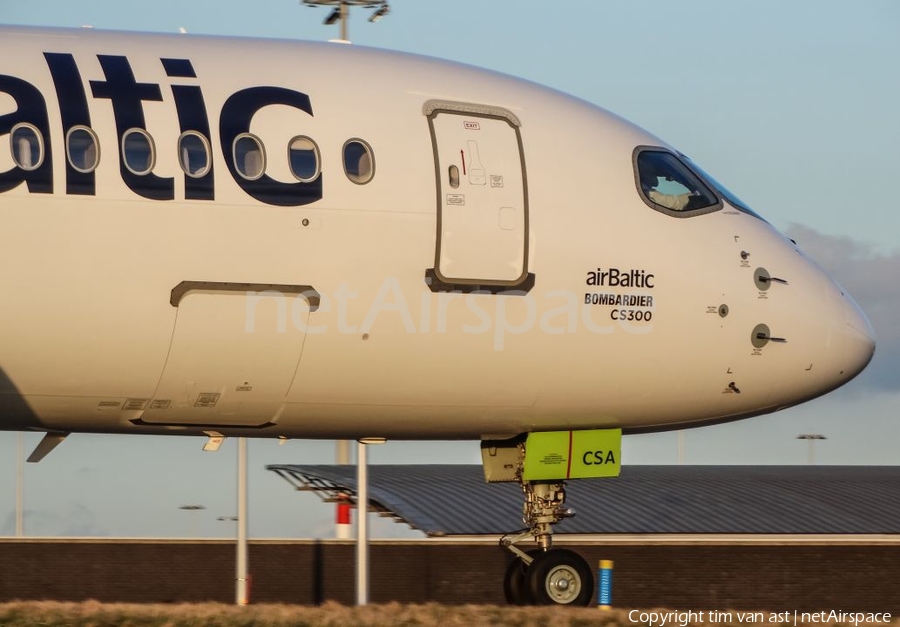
top-left (66, 126), bottom-right (100, 173)
top-left (343, 139), bottom-right (374, 185)
top-left (178, 132), bottom-right (211, 178)
top-left (11, 123), bottom-right (44, 171)
top-left (122, 128), bottom-right (155, 175)
top-left (234, 134), bottom-right (265, 180)
top-left (635, 149), bottom-right (719, 216)
top-left (288, 136), bottom-right (320, 182)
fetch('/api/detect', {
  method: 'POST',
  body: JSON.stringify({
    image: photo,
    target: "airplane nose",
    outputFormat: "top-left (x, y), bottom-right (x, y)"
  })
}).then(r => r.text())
top-left (834, 291), bottom-right (876, 383)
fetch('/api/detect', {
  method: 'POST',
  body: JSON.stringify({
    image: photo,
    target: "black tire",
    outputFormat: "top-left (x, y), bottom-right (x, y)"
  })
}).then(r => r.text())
top-left (503, 557), bottom-right (530, 605)
top-left (526, 548), bottom-right (593, 606)
top-left (503, 550), bottom-right (541, 605)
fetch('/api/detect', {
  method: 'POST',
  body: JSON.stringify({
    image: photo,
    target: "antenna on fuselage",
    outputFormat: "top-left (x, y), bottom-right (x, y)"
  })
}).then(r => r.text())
top-left (300, 0), bottom-right (389, 43)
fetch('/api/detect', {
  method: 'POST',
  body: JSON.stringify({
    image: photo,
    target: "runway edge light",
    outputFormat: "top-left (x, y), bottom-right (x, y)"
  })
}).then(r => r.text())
top-left (598, 559), bottom-right (614, 609)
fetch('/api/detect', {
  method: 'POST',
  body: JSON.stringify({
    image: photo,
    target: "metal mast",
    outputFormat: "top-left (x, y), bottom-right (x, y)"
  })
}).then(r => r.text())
top-left (301, 1), bottom-right (389, 42)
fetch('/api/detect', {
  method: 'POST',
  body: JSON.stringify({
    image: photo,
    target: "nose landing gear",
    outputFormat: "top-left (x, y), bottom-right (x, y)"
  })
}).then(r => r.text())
top-left (483, 432), bottom-right (620, 607)
top-left (500, 480), bottom-right (594, 606)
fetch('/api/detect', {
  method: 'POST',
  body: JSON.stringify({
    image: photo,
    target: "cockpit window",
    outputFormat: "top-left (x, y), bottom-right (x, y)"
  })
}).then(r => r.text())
top-left (634, 148), bottom-right (721, 217)
top-left (681, 155), bottom-right (766, 221)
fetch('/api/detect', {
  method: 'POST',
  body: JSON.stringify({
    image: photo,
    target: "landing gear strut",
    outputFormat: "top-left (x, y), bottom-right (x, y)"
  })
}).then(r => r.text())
top-left (483, 430), bottom-right (621, 606)
top-left (500, 480), bottom-right (593, 606)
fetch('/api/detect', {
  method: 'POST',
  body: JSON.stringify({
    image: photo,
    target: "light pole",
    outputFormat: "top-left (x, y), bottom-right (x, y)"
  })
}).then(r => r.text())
top-left (236, 437), bottom-right (249, 606)
top-left (796, 434), bottom-right (827, 465)
top-left (178, 504), bottom-right (206, 537)
top-left (16, 432), bottom-right (24, 537)
top-left (356, 440), bottom-right (369, 605)
top-left (301, 1), bottom-right (389, 43)
top-left (356, 437), bottom-right (385, 606)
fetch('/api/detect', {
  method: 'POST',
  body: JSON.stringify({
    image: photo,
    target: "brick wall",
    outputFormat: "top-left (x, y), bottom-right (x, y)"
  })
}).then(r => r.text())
top-left (0, 539), bottom-right (897, 611)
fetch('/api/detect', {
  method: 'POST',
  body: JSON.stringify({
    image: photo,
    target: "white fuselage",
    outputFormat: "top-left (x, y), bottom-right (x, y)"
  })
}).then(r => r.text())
top-left (0, 26), bottom-right (874, 440)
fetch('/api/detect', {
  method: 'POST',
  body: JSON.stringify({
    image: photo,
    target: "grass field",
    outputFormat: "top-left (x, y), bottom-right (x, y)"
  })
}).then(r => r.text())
top-left (0, 602), bottom-right (896, 627)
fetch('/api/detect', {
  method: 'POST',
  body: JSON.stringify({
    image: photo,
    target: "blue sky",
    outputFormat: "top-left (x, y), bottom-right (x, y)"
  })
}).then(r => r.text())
top-left (0, 1), bottom-right (898, 538)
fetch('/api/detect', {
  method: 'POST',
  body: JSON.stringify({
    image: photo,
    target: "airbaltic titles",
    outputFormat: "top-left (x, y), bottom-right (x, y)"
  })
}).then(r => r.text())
top-left (584, 267), bottom-right (655, 321)
top-left (585, 267), bottom-right (655, 288)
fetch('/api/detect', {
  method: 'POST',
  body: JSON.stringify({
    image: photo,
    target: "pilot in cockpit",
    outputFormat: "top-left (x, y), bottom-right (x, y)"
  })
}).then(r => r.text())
top-left (639, 166), bottom-right (693, 211)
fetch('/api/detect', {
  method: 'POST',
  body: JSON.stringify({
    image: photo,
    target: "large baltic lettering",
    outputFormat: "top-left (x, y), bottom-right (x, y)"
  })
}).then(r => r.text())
top-left (44, 53), bottom-right (94, 196)
top-left (219, 87), bottom-right (322, 207)
top-left (2, 52), bottom-right (324, 207)
top-left (0, 74), bottom-right (53, 194)
top-left (90, 55), bottom-right (175, 201)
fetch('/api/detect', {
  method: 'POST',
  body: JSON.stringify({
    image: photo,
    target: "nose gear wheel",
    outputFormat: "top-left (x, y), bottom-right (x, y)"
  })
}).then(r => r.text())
top-left (527, 549), bottom-right (592, 606)
top-left (499, 480), bottom-right (593, 606)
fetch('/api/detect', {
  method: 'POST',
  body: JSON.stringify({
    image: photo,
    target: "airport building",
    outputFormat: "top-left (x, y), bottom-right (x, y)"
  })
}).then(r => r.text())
top-left (1, 465), bottom-right (898, 610)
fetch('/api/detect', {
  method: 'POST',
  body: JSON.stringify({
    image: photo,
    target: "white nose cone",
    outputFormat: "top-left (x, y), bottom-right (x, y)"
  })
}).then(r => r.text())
top-left (834, 291), bottom-right (876, 384)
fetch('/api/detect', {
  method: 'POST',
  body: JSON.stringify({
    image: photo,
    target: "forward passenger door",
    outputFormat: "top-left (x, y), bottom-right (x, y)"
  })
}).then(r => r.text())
top-left (425, 101), bottom-right (533, 292)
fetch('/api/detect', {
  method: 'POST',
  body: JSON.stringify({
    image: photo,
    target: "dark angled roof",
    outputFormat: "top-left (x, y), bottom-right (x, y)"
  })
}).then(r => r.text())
top-left (266, 464), bottom-right (900, 537)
